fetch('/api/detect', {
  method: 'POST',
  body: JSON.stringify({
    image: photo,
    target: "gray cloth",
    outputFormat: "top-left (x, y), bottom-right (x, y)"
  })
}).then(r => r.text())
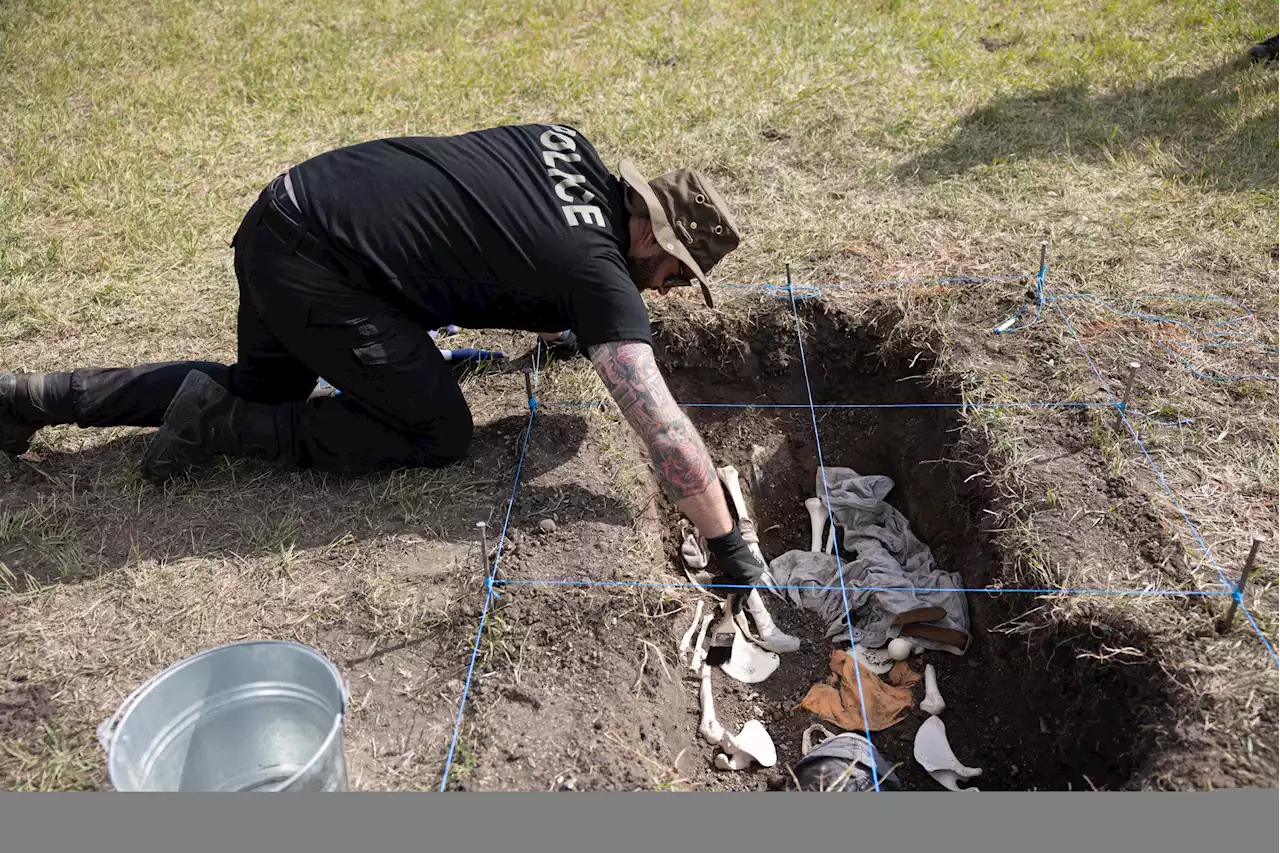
top-left (788, 731), bottom-right (901, 792)
top-left (766, 467), bottom-right (970, 654)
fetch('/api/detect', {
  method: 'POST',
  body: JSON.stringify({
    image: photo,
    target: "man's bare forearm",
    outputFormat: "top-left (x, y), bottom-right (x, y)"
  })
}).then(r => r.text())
top-left (589, 341), bottom-right (733, 538)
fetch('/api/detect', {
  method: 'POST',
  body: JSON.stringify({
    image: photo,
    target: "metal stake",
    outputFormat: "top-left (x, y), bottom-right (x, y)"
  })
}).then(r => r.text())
top-left (1038, 240), bottom-right (1048, 274)
top-left (784, 262), bottom-right (793, 296)
top-left (1115, 362), bottom-right (1139, 431)
top-left (1218, 537), bottom-right (1263, 633)
top-left (475, 521), bottom-right (490, 575)
top-left (522, 366), bottom-right (534, 408)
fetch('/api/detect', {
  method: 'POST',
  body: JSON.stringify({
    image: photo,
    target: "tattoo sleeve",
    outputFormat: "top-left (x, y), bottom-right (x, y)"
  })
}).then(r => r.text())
top-left (588, 341), bottom-right (718, 501)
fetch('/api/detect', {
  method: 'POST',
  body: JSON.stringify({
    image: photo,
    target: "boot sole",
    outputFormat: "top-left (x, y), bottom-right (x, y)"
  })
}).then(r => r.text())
top-left (1, 422), bottom-right (35, 457)
top-left (140, 371), bottom-right (225, 483)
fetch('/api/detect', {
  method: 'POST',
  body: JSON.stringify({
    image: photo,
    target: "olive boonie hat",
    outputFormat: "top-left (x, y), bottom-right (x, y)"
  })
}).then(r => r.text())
top-left (618, 161), bottom-right (741, 308)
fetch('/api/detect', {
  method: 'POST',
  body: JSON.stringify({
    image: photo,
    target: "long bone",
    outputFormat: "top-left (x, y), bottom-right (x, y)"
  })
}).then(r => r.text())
top-left (699, 664), bottom-right (777, 770)
top-left (688, 611), bottom-right (714, 672)
top-left (805, 497), bottom-right (825, 554)
top-left (678, 600), bottom-right (706, 664)
top-left (714, 466), bottom-right (800, 655)
top-left (921, 664), bottom-right (946, 716)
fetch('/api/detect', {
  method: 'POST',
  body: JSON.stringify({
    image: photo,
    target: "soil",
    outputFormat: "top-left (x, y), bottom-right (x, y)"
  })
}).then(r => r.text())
top-left (454, 300), bottom-right (1199, 792)
top-left (3, 303), bottom-right (1265, 792)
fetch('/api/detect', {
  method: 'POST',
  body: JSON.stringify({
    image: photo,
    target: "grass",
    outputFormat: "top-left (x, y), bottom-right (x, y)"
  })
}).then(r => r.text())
top-left (1, 0), bottom-right (1276, 790)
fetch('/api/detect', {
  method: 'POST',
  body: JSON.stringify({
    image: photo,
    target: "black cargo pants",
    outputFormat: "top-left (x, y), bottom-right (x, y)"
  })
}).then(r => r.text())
top-left (47, 176), bottom-right (473, 471)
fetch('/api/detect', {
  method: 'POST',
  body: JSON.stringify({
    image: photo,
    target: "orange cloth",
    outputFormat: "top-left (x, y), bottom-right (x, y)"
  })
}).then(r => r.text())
top-left (888, 660), bottom-right (922, 688)
top-left (795, 650), bottom-right (914, 732)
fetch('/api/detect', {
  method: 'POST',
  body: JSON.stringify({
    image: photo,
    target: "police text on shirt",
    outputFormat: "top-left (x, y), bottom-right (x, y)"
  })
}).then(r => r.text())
top-left (539, 125), bottom-right (607, 228)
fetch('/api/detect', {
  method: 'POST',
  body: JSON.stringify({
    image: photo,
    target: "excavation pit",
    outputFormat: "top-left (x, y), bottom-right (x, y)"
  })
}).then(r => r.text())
top-left (644, 301), bottom-right (1177, 791)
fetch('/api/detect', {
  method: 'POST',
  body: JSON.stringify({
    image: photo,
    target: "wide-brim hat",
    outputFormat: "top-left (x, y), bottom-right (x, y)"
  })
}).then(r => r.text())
top-left (619, 160), bottom-right (741, 309)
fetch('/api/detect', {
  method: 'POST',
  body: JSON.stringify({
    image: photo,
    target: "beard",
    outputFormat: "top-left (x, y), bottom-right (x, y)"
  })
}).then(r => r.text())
top-left (626, 254), bottom-right (665, 289)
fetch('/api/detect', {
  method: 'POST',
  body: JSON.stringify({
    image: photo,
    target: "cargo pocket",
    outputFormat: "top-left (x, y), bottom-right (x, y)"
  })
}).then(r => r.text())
top-left (305, 306), bottom-right (423, 372)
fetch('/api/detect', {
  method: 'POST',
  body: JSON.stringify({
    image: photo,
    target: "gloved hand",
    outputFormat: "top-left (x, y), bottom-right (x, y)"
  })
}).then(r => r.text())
top-left (705, 522), bottom-right (767, 612)
top-left (543, 330), bottom-right (584, 359)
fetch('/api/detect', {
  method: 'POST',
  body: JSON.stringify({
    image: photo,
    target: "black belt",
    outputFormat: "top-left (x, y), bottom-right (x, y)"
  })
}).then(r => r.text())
top-left (256, 174), bottom-right (346, 272)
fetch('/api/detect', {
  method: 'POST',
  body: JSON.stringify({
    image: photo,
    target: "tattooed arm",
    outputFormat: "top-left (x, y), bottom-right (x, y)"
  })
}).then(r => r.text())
top-left (588, 340), bottom-right (734, 539)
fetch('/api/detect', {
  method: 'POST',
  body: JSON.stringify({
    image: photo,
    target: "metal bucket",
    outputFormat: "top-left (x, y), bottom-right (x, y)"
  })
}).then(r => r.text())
top-left (97, 640), bottom-right (349, 792)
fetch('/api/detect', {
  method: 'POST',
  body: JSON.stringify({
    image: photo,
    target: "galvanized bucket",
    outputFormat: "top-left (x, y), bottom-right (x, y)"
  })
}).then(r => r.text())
top-left (97, 640), bottom-right (350, 792)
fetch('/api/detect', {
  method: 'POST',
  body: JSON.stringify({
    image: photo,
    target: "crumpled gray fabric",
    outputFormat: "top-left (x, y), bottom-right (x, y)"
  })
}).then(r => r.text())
top-left (766, 467), bottom-right (970, 655)
top-left (788, 730), bottom-right (901, 792)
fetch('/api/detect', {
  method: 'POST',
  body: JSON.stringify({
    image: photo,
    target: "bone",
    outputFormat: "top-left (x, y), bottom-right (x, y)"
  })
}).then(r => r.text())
top-left (804, 497), bottom-right (825, 553)
top-left (855, 645), bottom-right (895, 675)
top-left (914, 716), bottom-right (981, 791)
top-left (688, 611), bottom-right (714, 671)
top-left (698, 664), bottom-right (726, 745)
top-left (718, 465), bottom-right (750, 522)
top-left (749, 444), bottom-right (768, 495)
top-left (720, 623), bottom-right (780, 684)
top-left (723, 719), bottom-right (777, 768)
top-left (825, 524), bottom-right (836, 555)
top-left (678, 600), bottom-right (706, 662)
top-left (921, 664), bottom-right (946, 716)
top-left (740, 589), bottom-right (801, 653)
top-left (714, 750), bottom-right (753, 771)
top-left (888, 638), bottom-right (913, 661)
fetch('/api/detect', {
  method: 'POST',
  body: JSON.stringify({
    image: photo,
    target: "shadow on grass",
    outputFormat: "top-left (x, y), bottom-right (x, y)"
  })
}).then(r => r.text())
top-left (1, 411), bottom-right (633, 588)
top-left (898, 61), bottom-right (1277, 191)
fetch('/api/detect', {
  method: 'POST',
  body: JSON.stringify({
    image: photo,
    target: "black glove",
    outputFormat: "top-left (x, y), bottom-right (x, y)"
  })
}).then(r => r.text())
top-left (544, 330), bottom-right (584, 359)
top-left (705, 522), bottom-right (767, 611)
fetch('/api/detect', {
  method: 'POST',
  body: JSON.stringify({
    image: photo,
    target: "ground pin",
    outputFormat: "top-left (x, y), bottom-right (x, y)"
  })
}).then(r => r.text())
top-left (1115, 361), bottom-right (1140, 431)
top-left (1038, 239), bottom-right (1048, 274)
top-left (1218, 536), bottom-right (1263, 633)
top-left (475, 521), bottom-right (490, 575)
top-left (522, 366), bottom-right (535, 409)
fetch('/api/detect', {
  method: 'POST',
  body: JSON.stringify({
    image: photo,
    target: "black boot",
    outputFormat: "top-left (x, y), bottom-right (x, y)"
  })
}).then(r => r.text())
top-left (1249, 35), bottom-right (1278, 63)
top-left (1, 371), bottom-right (73, 457)
top-left (141, 370), bottom-right (281, 483)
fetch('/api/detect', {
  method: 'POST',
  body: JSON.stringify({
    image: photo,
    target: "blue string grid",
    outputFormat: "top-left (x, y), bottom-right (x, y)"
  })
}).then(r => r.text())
top-left (438, 261), bottom-right (1277, 790)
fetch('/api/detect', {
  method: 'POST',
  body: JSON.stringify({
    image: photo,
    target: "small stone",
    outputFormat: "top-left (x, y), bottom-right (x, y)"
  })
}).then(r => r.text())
top-left (539, 518), bottom-right (557, 534)
top-left (593, 720), bottom-right (604, 730)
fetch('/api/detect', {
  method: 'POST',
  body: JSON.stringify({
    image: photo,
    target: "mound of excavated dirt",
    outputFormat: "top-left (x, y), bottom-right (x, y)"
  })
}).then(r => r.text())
top-left (459, 299), bottom-right (1193, 792)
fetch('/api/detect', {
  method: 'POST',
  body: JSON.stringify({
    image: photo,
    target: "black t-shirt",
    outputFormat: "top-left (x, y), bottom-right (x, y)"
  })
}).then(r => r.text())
top-left (288, 123), bottom-right (652, 349)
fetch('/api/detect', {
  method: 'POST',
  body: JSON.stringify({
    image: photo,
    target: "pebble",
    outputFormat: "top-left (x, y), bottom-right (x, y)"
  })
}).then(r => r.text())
top-left (539, 518), bottom-right (557, 534)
